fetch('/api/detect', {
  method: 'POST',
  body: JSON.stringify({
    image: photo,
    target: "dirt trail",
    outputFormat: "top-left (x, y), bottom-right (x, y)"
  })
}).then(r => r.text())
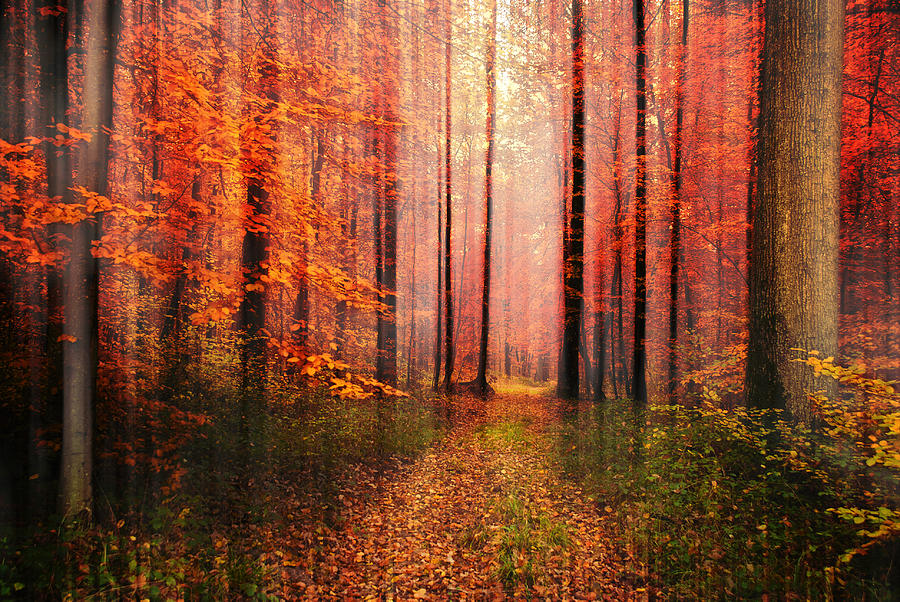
top-left (275, 394), bottom-right (630, 600)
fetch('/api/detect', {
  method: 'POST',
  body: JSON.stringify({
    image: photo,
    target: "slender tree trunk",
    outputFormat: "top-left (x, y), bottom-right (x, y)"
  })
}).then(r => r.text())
top-left (632, 0), bottom-right (648, 407)
top-left (433, 150), bottom-right (443, 391)
top-left (407, 206), bottom-right (417, 387)
top-left (746, 0), bottom-right (844, 421)
top-left (453, 141), bottom-right (471, 370)
top-left (294, 132), bottom-right (324, 349)
top-left (611, 101), bottom-right (624, 399)
top-left (335, 145), bottom-right (352, 357)
top-left (476, 0), bottom-right (497, 395)
top-left (443, 0), bottom-right (454, 393)
top-left (746, 0), bottom-right (762, 344)
top-left (593, 251), bottom-right (606, 401)
top-left (668, 0), bottom-right (687, 401)
top-left (559, 0), bottom-right (586, 403)
top-left (558, 149), bottom-right (569, 391)
top-left (503, 191), bottom-right (512, 379)
top-left (375, 0), bottom-right (400, 385)
top-left (161, 178), bottom-right (201, 345)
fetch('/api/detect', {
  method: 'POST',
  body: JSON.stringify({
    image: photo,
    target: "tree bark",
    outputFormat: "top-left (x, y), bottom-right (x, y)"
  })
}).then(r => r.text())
top-left (35, 0), bottom-right (69, 518)
top-left (433, 150), bottom-right (443, 391)
top-left (60, 0), bottom-right (119, 517)
top-left (746, 0), bottom-right (844, 421)
top-left (593, 252), bottom-right (606, 401)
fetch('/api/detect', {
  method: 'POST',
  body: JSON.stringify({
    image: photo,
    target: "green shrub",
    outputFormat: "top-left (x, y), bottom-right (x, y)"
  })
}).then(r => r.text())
top-left (557, 389), bottom-right (897, 598)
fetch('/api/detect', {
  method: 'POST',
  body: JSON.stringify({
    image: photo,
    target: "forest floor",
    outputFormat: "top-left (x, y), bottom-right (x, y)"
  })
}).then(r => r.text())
top-left (269, 393), bottom-right (636, 600)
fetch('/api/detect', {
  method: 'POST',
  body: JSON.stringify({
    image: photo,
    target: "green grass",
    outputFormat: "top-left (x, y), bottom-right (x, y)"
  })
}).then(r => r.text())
top-left (476, 418), bottom-right (531, 449)
top-left (493, 489), bottom-right (569, 589)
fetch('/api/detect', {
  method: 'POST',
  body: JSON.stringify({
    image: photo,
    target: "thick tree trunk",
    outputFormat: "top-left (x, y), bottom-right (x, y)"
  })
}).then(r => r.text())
top-left (238, 0), bottom-right (277, 423)
top-left (60, 0), bottom-right (119, 517)
top-left (35, 0), bottom-right (69, 519)
top-left (746, 0), bottom-right (844, 421)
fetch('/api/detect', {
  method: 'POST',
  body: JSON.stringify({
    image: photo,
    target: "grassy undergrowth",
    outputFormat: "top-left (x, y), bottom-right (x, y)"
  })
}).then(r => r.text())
top-left (476, 418), bottom-right (530, 448)
top-left (467, 417), bottom-right (570, 591)
top-left (1, 381), bottom-right (444, 600)
top-left (492, 489), bottom-right (569, 589)
top-left (556, 395), bottom-right (898, 599)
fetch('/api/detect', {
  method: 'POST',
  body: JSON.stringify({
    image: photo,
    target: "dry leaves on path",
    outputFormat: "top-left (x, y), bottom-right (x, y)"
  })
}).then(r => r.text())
top-left (272, 394), bottom-right (634, 600)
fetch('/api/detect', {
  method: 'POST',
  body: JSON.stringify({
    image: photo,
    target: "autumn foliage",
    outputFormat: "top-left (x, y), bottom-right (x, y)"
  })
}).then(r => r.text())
top-left (0, 0), bottom-right (898, 598)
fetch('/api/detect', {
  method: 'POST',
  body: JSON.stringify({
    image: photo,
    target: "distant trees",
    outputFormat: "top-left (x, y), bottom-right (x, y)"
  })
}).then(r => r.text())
top-left (746, 0), bottom-right (844, 420)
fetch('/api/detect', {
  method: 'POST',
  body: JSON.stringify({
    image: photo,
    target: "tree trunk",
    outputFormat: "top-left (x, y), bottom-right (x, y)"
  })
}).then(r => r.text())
top-left (375, 0), bottom-right (400, 386)
top-left (593, 251), bottom-right (606, 401)
top-left (559, 0), bottom-right (586, 403)
top-left (612, 100), bottom-right (624, 399)
top-left (238, 0), bottom-right (277, 424)
top-left (60, 0), bottom-right (119, 517)
top-left (746, 0), bottom-right (843, 421)
top-left (35, 0), bottom-right (69, 519)
top-left (476, 0), bottom-right (497, 396)
top-left (433, 149), bottom-right (443, 391)
top-left (294, 131), bottom-right (324, 349)
top-left (443, 0), bottom-right (454, 393)
top-left (668, 0), bottom-right (687, 402)
top-left (632, 0), bottom-right (648, 407)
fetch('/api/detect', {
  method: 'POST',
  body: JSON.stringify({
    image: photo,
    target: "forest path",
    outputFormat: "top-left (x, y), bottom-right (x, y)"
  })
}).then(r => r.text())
top-left (276, 393), bottom-right (631, 600)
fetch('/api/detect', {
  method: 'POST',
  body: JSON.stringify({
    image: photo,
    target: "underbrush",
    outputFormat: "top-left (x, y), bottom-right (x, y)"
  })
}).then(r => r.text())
top-left (1, 372), bottom-right (444, 600)
top-left (557, 361), bottom-right (898, 599)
